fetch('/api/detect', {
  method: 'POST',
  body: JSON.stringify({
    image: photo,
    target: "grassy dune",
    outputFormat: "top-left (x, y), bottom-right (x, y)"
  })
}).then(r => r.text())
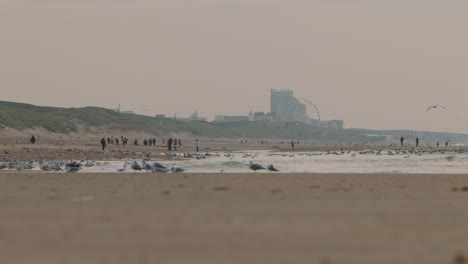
top-left (0, 101), bottom-right (467, 142)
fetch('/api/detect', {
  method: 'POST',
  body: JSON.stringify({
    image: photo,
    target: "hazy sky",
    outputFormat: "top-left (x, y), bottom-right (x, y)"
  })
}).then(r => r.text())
top-left (2, 1), bottom-right (468, 132)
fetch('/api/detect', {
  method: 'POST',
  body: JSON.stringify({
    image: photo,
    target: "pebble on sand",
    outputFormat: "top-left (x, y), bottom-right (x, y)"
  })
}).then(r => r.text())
top-left (454, 252), bottom-right (467, 264)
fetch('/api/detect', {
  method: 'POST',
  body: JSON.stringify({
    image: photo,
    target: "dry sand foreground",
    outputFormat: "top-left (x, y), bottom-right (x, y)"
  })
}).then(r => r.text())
top-left (1, 173), bottom-right (468, 264)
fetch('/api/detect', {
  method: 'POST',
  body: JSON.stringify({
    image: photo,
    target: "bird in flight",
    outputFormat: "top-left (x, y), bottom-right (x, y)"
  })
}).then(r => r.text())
top-left (426, 105), bottom-right (447, 112)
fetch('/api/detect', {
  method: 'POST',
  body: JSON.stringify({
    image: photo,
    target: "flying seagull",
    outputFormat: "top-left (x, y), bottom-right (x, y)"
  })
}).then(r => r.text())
top-left (426, 105), bottom-right (447, 112)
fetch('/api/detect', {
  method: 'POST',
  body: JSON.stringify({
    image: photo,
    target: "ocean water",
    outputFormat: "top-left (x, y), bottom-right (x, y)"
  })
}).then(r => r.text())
top-left (70, 150), bottom-right (468, 174)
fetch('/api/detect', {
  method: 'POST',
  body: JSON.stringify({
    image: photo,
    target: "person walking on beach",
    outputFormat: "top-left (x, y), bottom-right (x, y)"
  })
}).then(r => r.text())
top-left (167, 138), bottom-right (173, 151)
top-left (30, 135), bottom-right (36, 144)
top-left (416, 137), bottom-right (419, 147)
top-left (446, 141), bottom-right (449, 147)
top-left (196, 139), bottom-right (199, 152)
top-left (291, 141), bottom-right (295, 151)
top-left (400, 137), bottom-right (404, 147)
top-left (100, 137), bottom-right (107, 151)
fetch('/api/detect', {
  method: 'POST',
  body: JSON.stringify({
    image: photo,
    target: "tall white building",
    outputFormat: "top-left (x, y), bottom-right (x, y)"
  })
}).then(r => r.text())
top-left (270, 89), bottom-right (308, 122)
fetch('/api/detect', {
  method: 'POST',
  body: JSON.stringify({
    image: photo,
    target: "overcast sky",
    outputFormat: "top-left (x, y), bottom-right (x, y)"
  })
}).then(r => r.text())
top-left (2, 1), bottom-right (468, 132)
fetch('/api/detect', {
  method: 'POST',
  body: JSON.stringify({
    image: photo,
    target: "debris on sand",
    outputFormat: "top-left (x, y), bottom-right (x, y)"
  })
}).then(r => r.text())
top-left (212, 186), bottom-right (230, 191)
top-left (454, 252), bottom-right (466, 264)
top-left (270, 188), bottom-right (284, 194)
top-left (452, 187), bottom-right (468, 192)
top-left (446, 156), bottom-right (456, 162)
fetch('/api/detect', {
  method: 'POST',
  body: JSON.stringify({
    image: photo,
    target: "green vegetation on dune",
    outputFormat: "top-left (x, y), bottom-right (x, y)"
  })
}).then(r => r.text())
top-left (0, 101), bottom-right (467, 142)
top-left (0, 102), bottom-right (227, 137)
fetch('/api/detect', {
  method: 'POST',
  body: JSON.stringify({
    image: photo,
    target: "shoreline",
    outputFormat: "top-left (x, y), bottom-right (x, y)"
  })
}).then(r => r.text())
top-left (0, 141), bottom-right (467, 161)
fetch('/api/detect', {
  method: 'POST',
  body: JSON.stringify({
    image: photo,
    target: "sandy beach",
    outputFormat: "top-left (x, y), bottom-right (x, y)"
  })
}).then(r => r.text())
top-left (4, 0), bottom-right (468, 263)
top-left (1, 172), bottom-right (468, 264)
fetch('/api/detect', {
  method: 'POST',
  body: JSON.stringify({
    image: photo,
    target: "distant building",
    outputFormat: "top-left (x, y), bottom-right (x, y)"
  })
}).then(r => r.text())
top-left (177, 110), bottom-right (207, 122)
top-left (327, 120), bottom-right (344, 129)
top-left (189, 110), bottom-right (207, 121)
top-left (270, 89), bottom-right (308, 122)
top-left (310, 119), bottom-right (344, 129)
top-left (214, 115), bottom-right (250, 122)
top-left (253, 112), bottom-right (274, 122)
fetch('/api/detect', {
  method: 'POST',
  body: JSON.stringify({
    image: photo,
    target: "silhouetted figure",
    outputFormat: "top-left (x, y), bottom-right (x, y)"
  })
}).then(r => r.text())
top-left (116, 138), bottom-right (119, 146)
top-left (400, 137), bottom-right (404, 147)
top-left (30, 135), bottom-right (36, 144)
top-left (196, 139), bottom-right (199, 152)
top-left (100, 137), bottom-right (106, 151)
top-left (107, 137), bottom-right (110, 144)
top-left (167, 138), bottom-right (173, 151)
top-left (178, 139), bottom-right (182, 146)
top-left (446, 141), bottom-right (449, 147)
top-left (437, 142), bottom-right (440, 147)
top-left (416, 137), bottom-right (419, 147)
top-left (153, 138), bottom-right (156, 146)
top-left (291, 141), bottom-right (295, 151)
top-left (134, 139), bottom-right (138, 146)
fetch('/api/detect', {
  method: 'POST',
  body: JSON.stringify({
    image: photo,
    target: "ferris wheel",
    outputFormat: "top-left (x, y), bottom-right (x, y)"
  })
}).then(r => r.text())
top-left (302, 99), bottom-right (321, 121)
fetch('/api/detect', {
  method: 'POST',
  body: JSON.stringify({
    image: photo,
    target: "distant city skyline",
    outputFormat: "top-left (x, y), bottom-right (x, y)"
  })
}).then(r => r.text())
top-left (2, 1), bottom-right (468, 133)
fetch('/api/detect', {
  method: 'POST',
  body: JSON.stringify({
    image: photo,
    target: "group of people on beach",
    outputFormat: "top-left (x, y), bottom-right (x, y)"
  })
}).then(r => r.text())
top-left (98, 134), bottom-right (454, 152)
top-left (166, 138), bottom-right (182, 151)
top-left (100, 135), bottom-right (190, 152)
top-left (102, 136), bottom-right (129, 146)
top-left (400, 136), bottom-right (449, 147)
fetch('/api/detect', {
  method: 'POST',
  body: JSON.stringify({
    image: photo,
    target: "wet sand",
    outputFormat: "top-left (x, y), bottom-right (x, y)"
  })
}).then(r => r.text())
top-left (1, 172), bottom-right (468, 264)
top-left (0, 140), bottom-right (466, 163)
